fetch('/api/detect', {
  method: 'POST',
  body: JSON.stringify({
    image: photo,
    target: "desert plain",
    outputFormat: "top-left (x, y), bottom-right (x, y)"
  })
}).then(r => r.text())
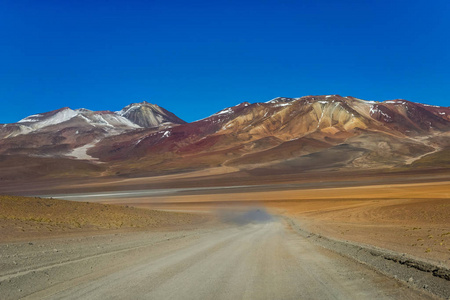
top-left (0, 167), bottom-right (449, 299)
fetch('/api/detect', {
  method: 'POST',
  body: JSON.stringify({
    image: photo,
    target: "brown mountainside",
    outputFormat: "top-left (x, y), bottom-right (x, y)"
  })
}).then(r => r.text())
top-left (0, 95), bottom-right (449, 179)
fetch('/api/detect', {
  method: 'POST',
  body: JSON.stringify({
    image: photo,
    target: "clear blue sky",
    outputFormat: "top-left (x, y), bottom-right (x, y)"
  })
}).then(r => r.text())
top-left (1, 0), bottom-right (449, 123)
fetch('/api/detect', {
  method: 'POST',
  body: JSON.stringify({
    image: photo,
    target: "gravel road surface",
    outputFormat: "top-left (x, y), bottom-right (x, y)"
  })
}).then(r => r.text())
top-left (0, 218), bottom-right (432, 300)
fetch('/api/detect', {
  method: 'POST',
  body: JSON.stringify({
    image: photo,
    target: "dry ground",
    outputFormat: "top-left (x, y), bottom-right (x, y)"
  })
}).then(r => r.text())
top-left (0, 175), bottom-right (449, 299)
top-left (87, 180), bottom-right (450, 267)
top-left (266, 198), bottom-right (450, 267)
top-left (262, 182), bottom-right (450, 266)
top-left (0, 218), bottom-right (435, 300)
top-left (2, 176), bottom-right (448, 266)
top-left (0, 195), bottom-right (209, 243)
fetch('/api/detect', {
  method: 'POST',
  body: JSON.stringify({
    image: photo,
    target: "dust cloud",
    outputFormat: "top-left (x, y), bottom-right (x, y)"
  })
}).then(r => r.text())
top-left (216, 206), bottom-right (273, 225)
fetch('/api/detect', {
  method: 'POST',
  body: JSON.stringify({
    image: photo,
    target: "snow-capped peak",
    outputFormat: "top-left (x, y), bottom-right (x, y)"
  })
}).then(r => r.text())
top-left (10, 106), bottom-right (144, 137)
top-left (17, 113), bottom-right (44, 123)
top-left (18, 108), bottom-right (78, 129)
top-left (116, 105), bottom-right (141, 116)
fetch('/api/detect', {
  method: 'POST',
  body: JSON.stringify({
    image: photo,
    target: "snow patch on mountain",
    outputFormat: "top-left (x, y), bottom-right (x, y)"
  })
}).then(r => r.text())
top-left (22, 109), bottom-right (140, 131)
top-left (162, 130), bottom-right (171, 138)
top-left (17, 113), bottom-right (44, 123)
top-left (266, 97), bottom-right (295, 104)
top-left (273, 103), bottom-right (292, 107)
top-left (115, 105), bottom-right (141, 116)
top-left (67, 141), bottom-right (99, 161)
top-left (214, 108), bottom-right (233, 116)
top-left (370, 105), bottom-right (393, 122)
top-left (18, 108), bottom-right (78, 129)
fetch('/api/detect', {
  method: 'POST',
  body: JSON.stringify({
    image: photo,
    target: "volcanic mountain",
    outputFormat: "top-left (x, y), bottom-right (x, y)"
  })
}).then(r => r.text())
top-left (0, 102), bottom-right (185, 159)
top-left (0, 95), bottom-right (449, 179)
top-left (116, 101), bottom-right (186, 128)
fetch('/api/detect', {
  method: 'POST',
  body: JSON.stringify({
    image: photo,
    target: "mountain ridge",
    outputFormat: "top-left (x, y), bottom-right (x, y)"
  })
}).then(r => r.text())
top-left (0, 95), bottom-right (449, 180)
top-left (0, 102), bottom-right (186, 139)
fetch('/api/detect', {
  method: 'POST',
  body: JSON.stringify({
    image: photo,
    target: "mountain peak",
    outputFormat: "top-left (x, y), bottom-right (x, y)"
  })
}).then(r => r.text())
top-left (117, 102), bottom-right (185, 128)
top-left (132, 100), bottom-right (153, 106)
top-left (17, 107), bottom-right (77, 125)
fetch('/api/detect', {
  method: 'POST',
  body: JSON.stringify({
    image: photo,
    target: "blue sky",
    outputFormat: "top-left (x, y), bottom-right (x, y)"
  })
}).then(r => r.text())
top-left (1, 0), bottom-right (449, 123)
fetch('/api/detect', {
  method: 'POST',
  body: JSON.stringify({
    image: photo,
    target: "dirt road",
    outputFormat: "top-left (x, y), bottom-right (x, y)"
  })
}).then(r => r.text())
top-left (1, 218), bottom-right (431, 300)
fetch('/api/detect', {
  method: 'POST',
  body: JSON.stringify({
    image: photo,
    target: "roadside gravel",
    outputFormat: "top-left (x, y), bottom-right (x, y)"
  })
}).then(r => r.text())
top-left (284, 216), bottom-right (450, 299)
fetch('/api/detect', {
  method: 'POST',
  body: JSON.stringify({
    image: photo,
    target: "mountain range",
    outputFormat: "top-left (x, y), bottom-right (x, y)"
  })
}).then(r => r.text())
top-left (0, 95), bottom-right (449, 180)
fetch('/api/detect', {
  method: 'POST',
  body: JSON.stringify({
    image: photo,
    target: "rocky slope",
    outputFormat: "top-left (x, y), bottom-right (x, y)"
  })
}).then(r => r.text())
top-left (116, 101), bottom-right (186, 128)
top-left (0, 95), bottom-right (448, 179)
top-left (90, 95), bottom-right (449, 175)
top-left (0, 102), bottom-right (185, 159)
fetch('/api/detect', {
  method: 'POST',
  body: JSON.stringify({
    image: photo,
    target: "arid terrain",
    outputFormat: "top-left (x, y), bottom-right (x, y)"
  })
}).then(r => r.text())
top-left (1, 168), bottom-right (449, 299)
top-left (51, 174), bottom-right (450, 267)
top-left (0, 195), bottom-right (210, 242)
top-left (2, 0), bottom-right (449, 294)
top-left (1, 96), bottom-right (449, 299)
